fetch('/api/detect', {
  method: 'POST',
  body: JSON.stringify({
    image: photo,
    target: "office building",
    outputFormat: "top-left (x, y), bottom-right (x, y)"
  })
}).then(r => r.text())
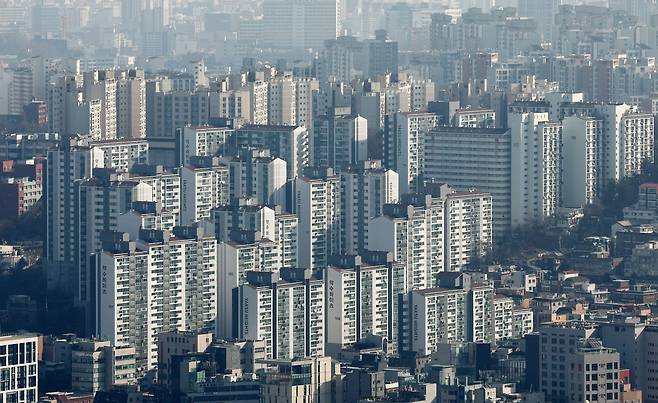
top-left (70, 340), bottom-right (136, 393)
top-left (259, 356), bottom-right (342, 403)
top-left (156, 330), bottom-right (213, 387)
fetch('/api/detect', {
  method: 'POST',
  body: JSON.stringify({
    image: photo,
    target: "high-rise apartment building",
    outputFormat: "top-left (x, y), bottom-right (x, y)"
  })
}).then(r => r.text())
top-left (325, 252), bottom-right (407, 355)
top-left (442, 189), bottom-right (493, 272)
top-left (295, 167), bottom-right (342, 269)
top-left (180, 156), bottom-right (229, 225)
top-left (237, 268), bottom-right (325, 360)
top-left (222, 149), bottom-right (287, 208)
top-left (509, 112), bottom-right (562, 227)
top-left (313, 113), bottom-right (368, 173)
top-left (369, 193), bottom-right (445, 290)
top-left (45, 136), bottom-right (148, 297)
top-left (423, 127), bottom-right (512, 235)
top-left (146, 78), bottom-right (210, 139)
top-left (217, 230), bottom-right (282, 339)
top-left (340, 160), bottom-right (399, 254)
top-left (115, 69), bottom-right (146, 139)
top-left (177, 125), bottom-right (233, 166)
top-left (96, 227), bottom-right (217, 372)
top-left (407, 287), bottom-right (468, 355)
top-left (384, 112), bottom-right (439, 193)
top-left (562, 116), bottom-right (603, 208)
top-left (233, 125), bottom-right (310, 179)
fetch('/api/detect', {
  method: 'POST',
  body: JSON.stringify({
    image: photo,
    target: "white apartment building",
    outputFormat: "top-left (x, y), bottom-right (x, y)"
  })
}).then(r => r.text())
top-left (129, 165), bottom-right (181, 220)
top-left (96, 227), bottom-right (217, 372)
top-left (408, 288), bottom-right (468, 355)
top-left (369, 193), bottom-right (445, 290)
top-left (295, 167), bottom-right (342, 270)
top-left (178, 125), bottom-right (232, 166)
top-left (83, 70), bottom-right (118, 140)
top-left (268, 76), bottom-right (297, 126)
top-left (423, 127), bottom-right (512, 235)
top-left (222, 149), bottom-right (287, 208)
top-left (340, 160), bottom-right (399, 254)
top-left (443, 190), bottom-right (493, 272)
top-left (512, 308), bottom-right (534, 338)
top-left (45, 136), bottom-right (149, 297)
top-left (180, 156), bottom-right (229, 225)
top-left (493, 295), bottom-right (514, 342)
top-left (384, 112), bottom-right (439, 193)
top-left (89, 139), bottom-right (149, 172)
top-left (115, 69), bottom-right (146, 139)
top-left (509, 112), bottom-right (562, 227)
top-left (562, 116), bottom-right (603, 208)
top-left (0, 335), bottom-right (38, 403)
top-left (217, 230), bottom-right (282, 339)
top-left (234, 125), bottom-right (310, 179)
top-left (116, 201), bottom-right (177, 239)
top-left (325, 252), bottom-right (407, 356)
top-left (452, 108), bottom-right (496, 128)
top-left (238, 269), bottom-right (325, 360)
top-left (468, 283), bottom-right (495, 343)
top-left (211, 200), bottom-right (298, 268)
top-left (313, 113), bottom-right (368, 173)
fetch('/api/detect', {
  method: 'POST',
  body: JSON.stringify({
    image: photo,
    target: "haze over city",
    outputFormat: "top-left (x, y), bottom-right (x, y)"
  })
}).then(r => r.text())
top-left (1, 0), bottom-right (658, 402)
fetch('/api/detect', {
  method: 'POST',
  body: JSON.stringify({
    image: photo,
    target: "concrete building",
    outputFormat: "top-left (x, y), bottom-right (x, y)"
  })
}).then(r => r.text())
top-left (222, 149), bottom-right (287, 209)
top-left (177, 126), bottom-right (232, 166)
top-left (70, 340), bottom-right (136, 393)
top-left (313, 113), bottom-right (368, 173)
top-left (509, 112), bottom-right (562, 227)
top-left (96, 227), bottom-right (217, 372)
top-left (384, 112), bottom-right (439, 193)
top-left (538, 322), bottom-right (601, 402)
top-left (423, 127), bottom-right (512, 235)
top-left (233, 125), bottom-right (310, 179)
top-left (452, 108), bottom-right (496, 128)
top-left (217, 230), bottom-right (283, 340)
top-left (145, 79), bottom-right (210, 140)
top-left (407, 288), bottom-right (468, 355)
top-left (325, 252), bottom-right (407, 355)
top-left (180, 156), bottom-right (229, 225)
top-left (468, 283), bottom-right (495, 343)
top-left (237, 269), bottom-right (325, 360)
top-left (156, 330), bottom-right (213, 388)
top-left (368, 192), bottom-right (445, 290)
top-left (442, 189), bottom-right (493, 272)
top-left (45, 136), bottom-right (148, 298)
top-left (0, 334), bottom-right (38, 403)
top-left (259, 356), bottom-right (342, 403)
top-left (115, 70), bottom-right (146, 139)
top-left (295, 167), bottom-right (342, 270)
top-left (562, 116), bottom-right (603, 208)
top-left (340, 160), bottom-right (399, 254)
top-left (512, 308), bottom-right (534, 339)
top-left (493, 295), bottom-right (514, 342)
